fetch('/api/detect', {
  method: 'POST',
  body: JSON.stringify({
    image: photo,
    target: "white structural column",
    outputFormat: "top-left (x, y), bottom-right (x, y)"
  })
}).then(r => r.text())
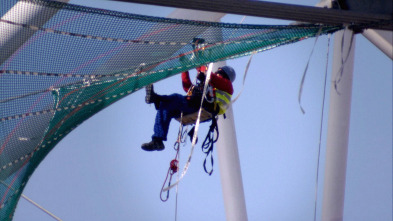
top-left (362, 29), bottom-right (393, 60)
top-left (321, 28), bottom-right (356, 221)
top-left (216, 58), bottom-right (248, 221)
top-left (217, 106), bottom-right (248, 221)
top-left (0, 0), bottom-right (70, 66)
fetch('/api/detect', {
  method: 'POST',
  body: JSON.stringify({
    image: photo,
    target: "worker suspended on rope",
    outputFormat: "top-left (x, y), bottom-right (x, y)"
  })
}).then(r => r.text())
top-left (141, 65), bottom-right (236, 151)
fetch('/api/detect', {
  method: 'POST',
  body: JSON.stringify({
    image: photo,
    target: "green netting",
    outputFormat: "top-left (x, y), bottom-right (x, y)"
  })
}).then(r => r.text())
top-left (0, 0), bottom-right (341, 219)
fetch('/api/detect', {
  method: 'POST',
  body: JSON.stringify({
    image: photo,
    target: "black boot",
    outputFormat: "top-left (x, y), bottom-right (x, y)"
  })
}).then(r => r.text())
top-left (141, 138), bottom-right (165, 151)
top-left (145, 84), bottom-right (157, 104)
top-left (145, 84), bottom-right (161, 109)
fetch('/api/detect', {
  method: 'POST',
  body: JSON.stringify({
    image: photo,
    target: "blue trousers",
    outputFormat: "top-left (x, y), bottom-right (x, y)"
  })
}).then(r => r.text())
top-left (153, 94), bottom-right (199, 141)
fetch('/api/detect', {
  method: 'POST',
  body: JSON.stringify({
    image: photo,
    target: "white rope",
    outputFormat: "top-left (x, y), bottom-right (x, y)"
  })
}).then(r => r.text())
top-left (0, 180), bottom-right (62, 221)
top-left (21, 194), bottom-right (62, 221)
top-left (231, 50), bottom-right (256, 104)
top-left (174, 114), bottom-right (182, 221)
top-left (175, 154), bottom-right (179, 221)
top-left (333, 26), bottom-right (354, 93)
top-left (163, 63), bottom-right (214, 192)
top-left (313, 33), bottom-right (331, 221)
top-left (298, 26), bottom-right (323, 114)
top-left (228, 15), bottom-right (254, 105)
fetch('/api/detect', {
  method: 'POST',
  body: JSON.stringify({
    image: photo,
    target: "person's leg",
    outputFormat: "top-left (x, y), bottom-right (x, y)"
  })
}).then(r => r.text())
top-left (143, 93), bottom-right (193, 151)
top-left (145, 84), bottom-right (161, 109)
top-left (152, 94), bottom-right (184, 141)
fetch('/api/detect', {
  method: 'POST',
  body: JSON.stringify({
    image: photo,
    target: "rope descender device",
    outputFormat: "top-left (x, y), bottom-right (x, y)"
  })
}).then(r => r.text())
top-left (160, 158), bottom-right (179, 202)
top-left (170, 159), bottom-right (179, 173)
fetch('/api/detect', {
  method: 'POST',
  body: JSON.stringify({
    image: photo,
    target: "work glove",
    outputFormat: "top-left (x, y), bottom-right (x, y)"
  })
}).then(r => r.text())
top-left (197, 65), bottom-right (207, 82)
top-left (197, 71), bottom-right (206, 82)
top-left (196, 66), bottom-right (207, 73)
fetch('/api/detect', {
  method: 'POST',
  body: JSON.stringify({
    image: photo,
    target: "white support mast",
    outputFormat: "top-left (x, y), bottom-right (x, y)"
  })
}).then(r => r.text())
top-left (321, 28), bottom-right (356, 221)
top-left (362, 29), bottom-right (393, 60)
top-left (216, 102), bottom-right (248, 221)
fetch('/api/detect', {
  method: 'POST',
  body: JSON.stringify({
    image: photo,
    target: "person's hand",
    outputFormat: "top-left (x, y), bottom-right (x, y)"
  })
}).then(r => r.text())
top-left (197, 71), bottom-right (206, 82)
top-left (196, 65), bottom-right (207, 73)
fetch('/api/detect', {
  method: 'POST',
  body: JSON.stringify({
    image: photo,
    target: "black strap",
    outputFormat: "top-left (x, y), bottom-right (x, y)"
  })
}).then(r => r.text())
top-left (186, 114), bottom-right (219, 175)
top-left (187, 126), bottom-right (197, 144)
top-left (201, 116), bottom-right (219, 175)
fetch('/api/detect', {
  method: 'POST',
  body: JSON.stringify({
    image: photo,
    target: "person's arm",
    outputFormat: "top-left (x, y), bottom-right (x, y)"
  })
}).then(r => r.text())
top-left (181, 71), bottom-right (193, 92)
top-left (210, 73), bottom-right (233, 95)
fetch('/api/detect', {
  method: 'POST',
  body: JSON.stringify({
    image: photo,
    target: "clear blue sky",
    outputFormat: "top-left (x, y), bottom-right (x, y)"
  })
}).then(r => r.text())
top-left (13, 0), bottom-right (392, 220)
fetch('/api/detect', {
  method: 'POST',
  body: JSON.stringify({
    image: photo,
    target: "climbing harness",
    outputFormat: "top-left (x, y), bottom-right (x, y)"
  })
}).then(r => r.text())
top-left (176, 108), bottom-right (213, 125)
top-left (176, 64), bottom-right (215, 125)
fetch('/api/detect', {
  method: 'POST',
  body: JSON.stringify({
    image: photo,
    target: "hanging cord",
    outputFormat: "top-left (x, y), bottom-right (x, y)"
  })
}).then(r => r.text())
top-left (334, 26), bottom-right (354, 94)
top-left (174, 151), bottom-right (180, 221)
top-left (298, 26), bottom-right (323, 114)
top-left (313, 33), bottom-right (331, 221)
top-left (0, 180), bottom-right (62, 221)
top-left (20, 194), bottom-right (62, 221)
top-left (163, 63), bottom-right (214, 192)
top-left (231, 50), bottom-right (256, 104)
top-left (174, 114), bottom-right (187, 221)
top-left (228, 15), bottom-right (253, 105)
